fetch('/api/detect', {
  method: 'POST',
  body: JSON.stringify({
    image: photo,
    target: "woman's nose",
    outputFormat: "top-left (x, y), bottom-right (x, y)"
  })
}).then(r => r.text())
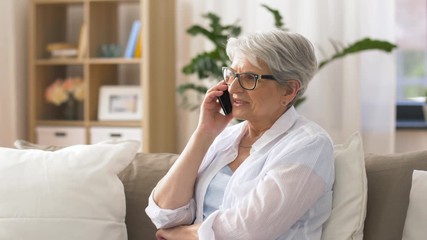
top-left (228, 76), bottom-right (243, 94)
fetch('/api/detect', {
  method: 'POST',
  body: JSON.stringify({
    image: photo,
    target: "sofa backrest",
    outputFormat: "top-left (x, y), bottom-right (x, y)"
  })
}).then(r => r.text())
top-left (119, 153), bottom-right (178, 240)
top-left (363, 150), bottom-right (427, 240)
top-left (119, 150), bottom-right (427, 240)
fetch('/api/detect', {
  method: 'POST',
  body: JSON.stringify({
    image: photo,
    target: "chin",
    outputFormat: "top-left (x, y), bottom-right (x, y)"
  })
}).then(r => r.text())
top-left (231, 110), bottom-right (248, 121)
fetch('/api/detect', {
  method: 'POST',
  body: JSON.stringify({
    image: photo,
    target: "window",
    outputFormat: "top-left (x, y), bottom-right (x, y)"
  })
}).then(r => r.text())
top-left (395, 0), bottom-right (427, 126)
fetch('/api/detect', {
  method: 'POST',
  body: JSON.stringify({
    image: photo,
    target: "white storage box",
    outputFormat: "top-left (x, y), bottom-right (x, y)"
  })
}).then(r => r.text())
top-left (36, 126), bottom-right (86, 146)
top-left (90, 127), bottom-right (142, 151)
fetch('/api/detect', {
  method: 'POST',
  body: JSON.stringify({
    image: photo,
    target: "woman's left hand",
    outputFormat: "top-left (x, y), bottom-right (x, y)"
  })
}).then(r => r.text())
top-left (156, 224), bottom-right (200, 240)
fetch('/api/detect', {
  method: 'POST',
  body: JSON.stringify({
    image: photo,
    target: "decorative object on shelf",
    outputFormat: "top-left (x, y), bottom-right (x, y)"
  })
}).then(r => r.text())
top-left (99, 44), bottom-right (121, 58)
top-left (46, 42), bottom-right (78, 58)
top-left (98, 85), bottom-right (142, 121)
top-left (45, 77), bottom-right (84, 120)
top-left (177, 4), bottom-right (398, 110)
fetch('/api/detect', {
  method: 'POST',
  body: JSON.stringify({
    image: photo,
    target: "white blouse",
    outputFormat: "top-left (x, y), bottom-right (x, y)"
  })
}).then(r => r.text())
top-left (146, 107), bottom-right (335, 240)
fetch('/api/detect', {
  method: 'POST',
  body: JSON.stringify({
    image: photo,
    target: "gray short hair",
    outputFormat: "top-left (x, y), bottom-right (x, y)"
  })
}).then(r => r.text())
top-left (226, 29), bottom-right (318, 100)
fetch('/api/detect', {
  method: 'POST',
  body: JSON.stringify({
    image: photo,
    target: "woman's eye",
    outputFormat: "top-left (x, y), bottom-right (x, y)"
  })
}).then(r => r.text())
top-left (240, 74), bottom-right (255, 81)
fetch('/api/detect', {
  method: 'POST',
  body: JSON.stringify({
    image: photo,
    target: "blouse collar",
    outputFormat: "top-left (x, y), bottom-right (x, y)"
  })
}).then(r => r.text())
top-left (250, 106), bottom-right (299, 153)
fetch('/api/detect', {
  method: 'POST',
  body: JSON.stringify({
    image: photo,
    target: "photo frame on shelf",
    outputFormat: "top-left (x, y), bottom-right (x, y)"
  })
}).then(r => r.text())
top-left (98, 85), bottom-right (142, 121)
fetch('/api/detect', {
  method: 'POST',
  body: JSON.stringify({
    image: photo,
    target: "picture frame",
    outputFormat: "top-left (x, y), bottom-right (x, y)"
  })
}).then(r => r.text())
top-left (98, 85), bottom-right (142, 121)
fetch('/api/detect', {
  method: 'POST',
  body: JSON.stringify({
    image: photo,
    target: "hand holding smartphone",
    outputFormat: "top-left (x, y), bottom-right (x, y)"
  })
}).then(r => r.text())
top-left (217, 90), bottom-right (232, 115)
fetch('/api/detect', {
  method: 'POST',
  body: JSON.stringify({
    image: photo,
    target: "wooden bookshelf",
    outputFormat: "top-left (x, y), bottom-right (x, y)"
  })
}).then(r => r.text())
top-left (28, 0), bottom-right (177, 153)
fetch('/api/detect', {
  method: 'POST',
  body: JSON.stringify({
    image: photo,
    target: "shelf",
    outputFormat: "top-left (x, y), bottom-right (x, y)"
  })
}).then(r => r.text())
top-left (89, 0), bottom-right (139, 3)
top-left (90, 120), bottom-right (142, 127)
top-left (35, 58), bottom-right (141, 65)
top-left (34, 0), bottom-right (84, 4)
top-left (33, 0), bottom-right (139, 3)
top-left (36, 58), bottom-right (84, 65)
top-left (29, 0), bottom-right (177, 153)
top-left (89, 58), bottom-right (141, 64)
top-left (37, 120), bottom-right (85, 126)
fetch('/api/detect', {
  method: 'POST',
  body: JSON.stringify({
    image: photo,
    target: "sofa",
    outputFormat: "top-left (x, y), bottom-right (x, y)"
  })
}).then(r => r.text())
top-left (5, 138), bottom-right (427, 240)
top-left (120, 150), bottom-right (427, 240)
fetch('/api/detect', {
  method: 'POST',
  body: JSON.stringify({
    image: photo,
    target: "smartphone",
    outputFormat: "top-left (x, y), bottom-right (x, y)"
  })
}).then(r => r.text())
top-left (217, 90), bottom-right (232, 115)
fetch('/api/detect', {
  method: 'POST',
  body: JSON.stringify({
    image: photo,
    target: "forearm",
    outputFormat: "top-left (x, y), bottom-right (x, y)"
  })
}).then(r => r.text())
top-left (154, 129), bottom-right (217, 209)
top-left (156, 223), bottom-right (201, 240)
top-left (154, 81), bottom-right (232, 209)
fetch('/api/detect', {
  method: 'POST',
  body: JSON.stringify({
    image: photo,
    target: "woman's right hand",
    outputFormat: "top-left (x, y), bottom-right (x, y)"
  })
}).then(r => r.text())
top-left (197, 81), bottom-right (234, 138)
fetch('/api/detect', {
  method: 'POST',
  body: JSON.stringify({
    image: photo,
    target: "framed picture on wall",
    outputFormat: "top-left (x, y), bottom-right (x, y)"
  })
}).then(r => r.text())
top-left (98, 85), bottom-right (142, 121)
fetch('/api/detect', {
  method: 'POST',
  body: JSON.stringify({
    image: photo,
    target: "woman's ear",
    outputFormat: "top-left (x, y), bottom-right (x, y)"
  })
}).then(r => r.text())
top-left (283, 80), bottom-right (301, 97)
top-left (281, 80), bottom-right (301, 106)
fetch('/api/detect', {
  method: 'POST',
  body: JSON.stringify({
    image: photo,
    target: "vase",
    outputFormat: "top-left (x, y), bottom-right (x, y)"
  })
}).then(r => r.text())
top-left (60, 95), bottom-right (83, 121)
top-left (61, 96), bottom-right (77, 120)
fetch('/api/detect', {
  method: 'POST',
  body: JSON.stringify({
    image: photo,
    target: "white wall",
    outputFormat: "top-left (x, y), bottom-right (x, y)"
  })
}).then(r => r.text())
top-left (0, 0), bottom-right (28, 147)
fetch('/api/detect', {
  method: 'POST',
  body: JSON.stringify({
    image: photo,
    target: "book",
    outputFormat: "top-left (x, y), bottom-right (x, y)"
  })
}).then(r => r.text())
top-left (51, 49), bottom-right (78, 58)
top-left (46, 42), bottom-right (78, 58)
top-left (77, 24), bottom-right (88, 59)
top-left (46, 42), bottom-right (76, 52)
top-left (134, 30), bottom-right (142, 58)
top-left (124, 20), bottom-right (141, 58)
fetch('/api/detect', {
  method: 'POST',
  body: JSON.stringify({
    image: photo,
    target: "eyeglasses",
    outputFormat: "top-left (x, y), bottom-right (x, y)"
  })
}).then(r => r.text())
top-left (222, 67), bottom-right (276, 90)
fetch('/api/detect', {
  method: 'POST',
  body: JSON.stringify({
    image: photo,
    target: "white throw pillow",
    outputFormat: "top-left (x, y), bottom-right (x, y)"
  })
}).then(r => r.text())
top-left (321, 132), bottom-right (367, 240)
top-left (0, 140), bottom-right (139, 240)
top-left (402, 170), bottom-right (427, 240)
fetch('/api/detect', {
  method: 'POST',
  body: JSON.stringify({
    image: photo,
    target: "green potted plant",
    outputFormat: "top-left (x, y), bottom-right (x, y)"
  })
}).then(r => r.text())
top-left (178, 4), bottom-right (397, 109)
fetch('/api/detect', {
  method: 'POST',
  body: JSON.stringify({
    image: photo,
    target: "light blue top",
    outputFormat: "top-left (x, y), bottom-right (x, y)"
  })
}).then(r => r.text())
top-left (203, 165), bottom-right (233, 220)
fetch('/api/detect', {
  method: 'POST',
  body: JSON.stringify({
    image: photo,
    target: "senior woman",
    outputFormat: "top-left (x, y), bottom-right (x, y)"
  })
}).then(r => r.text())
top-left (146, 29), bottom-right (334, 240)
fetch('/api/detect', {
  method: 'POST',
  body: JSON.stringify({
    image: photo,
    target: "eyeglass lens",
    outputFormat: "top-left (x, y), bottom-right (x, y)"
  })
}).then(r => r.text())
top-left (223, 68), bottom-right (257, 90)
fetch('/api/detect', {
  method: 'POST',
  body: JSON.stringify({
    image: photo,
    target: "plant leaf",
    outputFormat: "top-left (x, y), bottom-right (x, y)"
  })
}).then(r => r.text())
top-left (176, 83), bottom-right (208, 95)
top-left (294, 97), bottom-right (306, 107)
top-left (181, 51), bottom-right (226, 79)
top-left (261, 4), bottom-right (288, 31)
top-left (318, 38), bottom-right (397, 70)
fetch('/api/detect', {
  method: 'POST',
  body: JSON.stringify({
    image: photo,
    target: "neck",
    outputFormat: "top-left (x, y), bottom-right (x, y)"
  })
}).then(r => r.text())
top-left (245, 122), bottom-right (271, 139)
top-left (239, 125), bottom-right (268, 149)
top-left (244, 107), bottom-right (290, 138)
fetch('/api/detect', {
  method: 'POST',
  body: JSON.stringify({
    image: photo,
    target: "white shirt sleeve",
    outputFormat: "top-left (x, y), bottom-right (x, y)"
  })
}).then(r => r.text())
top-left (145, 190), bottom-right (196, 229)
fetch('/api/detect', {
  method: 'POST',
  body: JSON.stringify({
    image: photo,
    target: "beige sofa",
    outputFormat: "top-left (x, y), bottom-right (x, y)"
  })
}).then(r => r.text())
top-left (119, 150), bottom-right (427, 240)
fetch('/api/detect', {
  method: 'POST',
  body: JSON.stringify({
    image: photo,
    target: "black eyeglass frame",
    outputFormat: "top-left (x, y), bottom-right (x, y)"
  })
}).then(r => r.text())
top-left (222, 67), bottom-right (277, 90)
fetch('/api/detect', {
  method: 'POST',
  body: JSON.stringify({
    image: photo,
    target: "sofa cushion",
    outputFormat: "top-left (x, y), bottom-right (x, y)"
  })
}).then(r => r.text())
top-left (402, 170), bottom-right (427, 240)
top-left (321, 132), bottom-right (367, 240)
top-left (0, 140), bottom-right (139, 240)
top-left (363, 150), bottom-right (427, 240)
top-left (118, 153), bottom-right (178, 240)
top-left (13, 139), bottom-right (179, 240)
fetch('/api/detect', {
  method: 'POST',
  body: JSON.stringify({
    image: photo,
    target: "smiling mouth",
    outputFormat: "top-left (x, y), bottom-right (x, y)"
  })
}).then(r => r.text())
top-left (233, 99), bottom-right (248, 106)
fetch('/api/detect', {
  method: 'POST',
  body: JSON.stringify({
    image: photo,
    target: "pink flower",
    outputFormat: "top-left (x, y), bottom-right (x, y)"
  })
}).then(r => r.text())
top-left (69, 77), bottom-right (85, 101)
top-left (45, 77), bottom-right (84, 105)
top-left (45, 79), bottom-right (68, 106)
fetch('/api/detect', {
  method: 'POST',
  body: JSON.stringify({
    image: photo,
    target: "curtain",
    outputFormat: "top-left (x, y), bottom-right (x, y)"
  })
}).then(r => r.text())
top-left (0, 0), bottom-right (28, 147)
top-left (176, 0), bottom-right (396, 153)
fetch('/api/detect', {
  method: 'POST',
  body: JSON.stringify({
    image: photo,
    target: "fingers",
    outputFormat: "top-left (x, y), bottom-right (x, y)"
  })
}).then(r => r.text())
top-left (204, 82), bottom-right (229, 102)
top-left (156, 230), bottom-right (166, 240)
top-left (206, 81), bottom-right (228, 93)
